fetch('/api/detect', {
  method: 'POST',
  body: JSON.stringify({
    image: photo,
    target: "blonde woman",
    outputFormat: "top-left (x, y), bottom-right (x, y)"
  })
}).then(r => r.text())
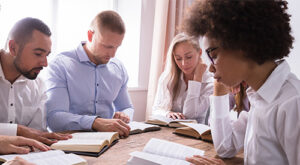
top-left (152, 33), bottom-right (213, 124)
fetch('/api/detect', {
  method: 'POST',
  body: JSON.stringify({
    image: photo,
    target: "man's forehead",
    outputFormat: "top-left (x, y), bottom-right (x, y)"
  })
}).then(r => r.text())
top-left (24, 33), bottom-right (52, 52)
top-left (100, 32), bottom-right (123, 46)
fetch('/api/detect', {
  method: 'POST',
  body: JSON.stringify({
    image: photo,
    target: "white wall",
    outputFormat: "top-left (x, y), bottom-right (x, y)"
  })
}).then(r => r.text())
top-left (129, 89), bottom-right (148, 121)
top-left (286, 0), bottom-right (300, 78)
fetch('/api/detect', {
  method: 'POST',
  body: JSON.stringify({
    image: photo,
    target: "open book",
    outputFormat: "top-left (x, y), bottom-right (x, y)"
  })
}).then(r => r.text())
top-left (146, 115), bottom-right (197, 128)
top-left (0, 150), bottom-right (87, 165)
top-left (127, 138), bottom-right (204, 165)
top-left (129, 121), bottom-right (161, 135)
top-left (174, 123), bottom-right (212, 143)
top-left (50, 132), bottom-right (119, 157)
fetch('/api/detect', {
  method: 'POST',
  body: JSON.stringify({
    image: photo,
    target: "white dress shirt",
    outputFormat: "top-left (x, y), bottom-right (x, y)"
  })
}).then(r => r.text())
top-left (153, 70), bottom-right (213, 123)
top-left (209, 60), bottom-right (300, 165)
top-left (0, 62), bottom-right (47, 136)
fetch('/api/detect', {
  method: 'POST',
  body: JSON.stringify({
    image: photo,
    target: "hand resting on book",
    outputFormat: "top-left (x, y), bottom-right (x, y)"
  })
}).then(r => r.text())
top-left (0, 135), bottom-right (50, 155)
top-left (92, 118), bottom-right (130, 137)
top-left (167, 112), bottom-right (186, 120)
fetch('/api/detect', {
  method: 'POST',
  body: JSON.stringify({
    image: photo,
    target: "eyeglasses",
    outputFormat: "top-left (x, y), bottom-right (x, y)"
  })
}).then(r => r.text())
top-left (205, 47), bottom-right (218, 65)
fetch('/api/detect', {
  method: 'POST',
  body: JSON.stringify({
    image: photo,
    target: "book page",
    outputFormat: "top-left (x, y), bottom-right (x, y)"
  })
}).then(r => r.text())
top-left (179, 123), bottom-right (210, 135)
top-left (150, 115), bottom-right (197, 123)
top-left (170, 119), bottom-right (198, 123)
top-left (70, 132), bottom-right (116, 140)
top-left (30, 153), bottom-right (87, 165)
top-left (129, 121), bottom-right (160, 131)
top-left (52, 132), bottom-right (117, 145)
top-left (143, 138), bottom-right (204, 160)
top-left (53, 139), bottom-right (107, 145)
top-left (149, 115), bottom-right (172, 123)
top-left (0, 150), bottom-right (65, 161)
top-left (128, 151), bottom-right (189, 165)
top-left (127, 156), bottom-right (159, 165)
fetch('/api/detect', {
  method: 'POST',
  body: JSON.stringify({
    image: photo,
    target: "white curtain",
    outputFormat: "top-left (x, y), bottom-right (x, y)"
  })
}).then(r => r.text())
top-left (145, 0), bottom-right (188, 120)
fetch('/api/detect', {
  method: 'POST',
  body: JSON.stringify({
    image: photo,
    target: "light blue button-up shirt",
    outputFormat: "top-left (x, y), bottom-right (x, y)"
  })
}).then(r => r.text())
top-left (45, 42), bottom-right (134, 132)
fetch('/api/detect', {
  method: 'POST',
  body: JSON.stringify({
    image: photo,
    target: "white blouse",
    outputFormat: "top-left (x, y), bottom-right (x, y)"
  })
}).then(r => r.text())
top-left (0, 62), bottom-right (47, 136)
top-left (209, 60), bottom-right (300, 165)
top-left (153, 70), bottom-right (213, 123)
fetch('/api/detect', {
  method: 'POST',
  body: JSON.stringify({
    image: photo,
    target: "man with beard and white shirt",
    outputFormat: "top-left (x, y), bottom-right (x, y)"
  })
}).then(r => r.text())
top-left (0, 17), bottom-right (71, 145)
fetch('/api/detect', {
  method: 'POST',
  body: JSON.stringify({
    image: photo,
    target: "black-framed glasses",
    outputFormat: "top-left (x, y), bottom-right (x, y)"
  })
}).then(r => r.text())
top-left (205, 47), bottom-right (218, 64)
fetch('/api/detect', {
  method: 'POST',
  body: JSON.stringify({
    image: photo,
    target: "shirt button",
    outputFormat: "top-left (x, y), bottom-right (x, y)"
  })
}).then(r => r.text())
top-left (96, 84), bottom-right (99, 86)
top-left (95, 101), bottom-right (98, 103)
top-left (10, 103), bottom-right (13, 106)
top-left (9, 121), bottom-right (13, 123)
top-left (11, 86), bottom-right (13, 89)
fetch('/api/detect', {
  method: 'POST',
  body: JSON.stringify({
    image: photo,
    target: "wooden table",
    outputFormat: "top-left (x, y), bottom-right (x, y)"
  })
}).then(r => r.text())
top-left (82, 127), bottom-right (244, 165)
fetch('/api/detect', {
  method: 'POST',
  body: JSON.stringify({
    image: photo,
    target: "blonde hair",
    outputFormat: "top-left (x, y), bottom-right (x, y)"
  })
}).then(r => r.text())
top-left (161, 33), bottom-right (200, 110)
top-left (234, 83), bottom-right (249, 114)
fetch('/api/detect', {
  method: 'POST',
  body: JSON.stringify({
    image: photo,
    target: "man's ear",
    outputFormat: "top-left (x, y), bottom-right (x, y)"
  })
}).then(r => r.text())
top-left (87, 30), bottom-right (94, 42)
top-left (8, 40), bottom-right (18, 57)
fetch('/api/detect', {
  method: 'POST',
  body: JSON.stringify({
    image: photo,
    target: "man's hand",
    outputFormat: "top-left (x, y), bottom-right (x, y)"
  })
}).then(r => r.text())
top-left (17, 125), bottom-right (72, 145)
top-left (92, 118), bottom-right (130, 137)
top-left (0, 135), bottom-right (50, 154)
top-left (166, 112), bottom-right (186, 120)
top-left (193, 58), bottom-right (207, 82)
top-left (113, 112), bottom-right (130, 123)
top-left (186, 155), bottom-right (225, 165)
top-left (3, 156), bottom-right (36, 165)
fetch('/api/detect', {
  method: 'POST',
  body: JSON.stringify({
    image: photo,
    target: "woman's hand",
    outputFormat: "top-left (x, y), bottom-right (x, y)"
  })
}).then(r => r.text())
top-left (193, 58), bottom-right (207, 82)
top-left (166, 112), bottom-right (186, 120)
top-left (213, 80), bottom-right (230, 96)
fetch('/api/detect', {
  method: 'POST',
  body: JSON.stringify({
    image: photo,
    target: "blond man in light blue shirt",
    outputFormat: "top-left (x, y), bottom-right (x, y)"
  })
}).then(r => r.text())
top-left (46, 11), bottom-right (133, 137)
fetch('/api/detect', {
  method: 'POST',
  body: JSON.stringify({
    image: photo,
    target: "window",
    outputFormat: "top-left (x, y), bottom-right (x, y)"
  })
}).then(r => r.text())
top-left (0, 0), bottom-right (141, 87)
top-left (0, 0), bottom-right (53, 48)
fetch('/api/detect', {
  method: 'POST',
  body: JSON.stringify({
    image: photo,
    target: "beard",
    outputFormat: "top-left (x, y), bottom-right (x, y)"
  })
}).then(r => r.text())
top-left (14, 61), bottom-right (42, 80)
top-left (13, 50), bottom-right (43, 80)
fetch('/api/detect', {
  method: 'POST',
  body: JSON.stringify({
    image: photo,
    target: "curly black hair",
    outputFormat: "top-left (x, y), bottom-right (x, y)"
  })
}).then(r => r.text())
top-left (183, 0), bottom-right (294, 64)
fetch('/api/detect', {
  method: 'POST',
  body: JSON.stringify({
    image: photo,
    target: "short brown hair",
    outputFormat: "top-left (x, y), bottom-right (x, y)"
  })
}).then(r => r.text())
top-left (6, 17), bottom-right (51, 50)
top-left (183, 0), bottom-right (294, 64)
top-left (91, 10), bottom-right (125, 34)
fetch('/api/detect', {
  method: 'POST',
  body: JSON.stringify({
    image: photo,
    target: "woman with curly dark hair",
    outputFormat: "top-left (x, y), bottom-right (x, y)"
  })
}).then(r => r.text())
top-left (183, 0), bottom-right (299, 164)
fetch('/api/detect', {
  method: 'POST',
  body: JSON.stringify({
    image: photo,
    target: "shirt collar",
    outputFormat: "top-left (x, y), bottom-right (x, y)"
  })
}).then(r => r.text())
top-left (76, 41), bottom-right (109, 67)
top-left (77, 41), bottom-right (91, 63)
top-left (0, 61), bottom-right (4, 79)
top-left (247, 60), bottom-right (290, 103)
top-left (0, 59), bottom-right (27, 83)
